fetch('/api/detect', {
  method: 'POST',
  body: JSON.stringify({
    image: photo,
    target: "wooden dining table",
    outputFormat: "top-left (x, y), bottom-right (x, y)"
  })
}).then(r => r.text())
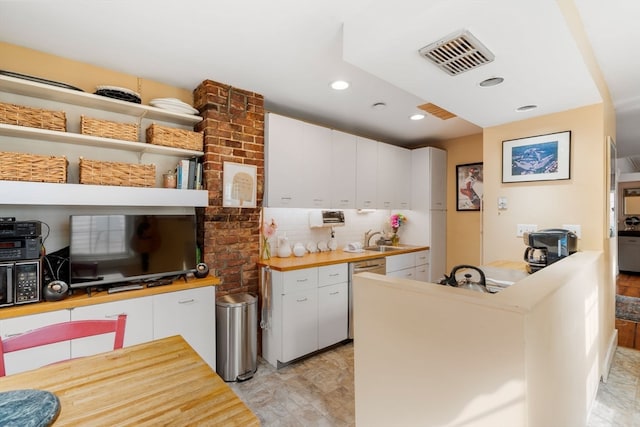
top-left (0, 335), bottom-right (260, 426)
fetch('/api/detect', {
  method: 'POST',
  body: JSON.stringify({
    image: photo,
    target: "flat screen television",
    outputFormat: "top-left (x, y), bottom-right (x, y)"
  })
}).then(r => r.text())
top-left (69, 214), bottom-right (197, 289)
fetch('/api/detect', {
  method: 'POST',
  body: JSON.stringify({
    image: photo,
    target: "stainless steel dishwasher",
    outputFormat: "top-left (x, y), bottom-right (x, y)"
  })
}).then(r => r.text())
top-left (348, 258), bottom-right (386, 339)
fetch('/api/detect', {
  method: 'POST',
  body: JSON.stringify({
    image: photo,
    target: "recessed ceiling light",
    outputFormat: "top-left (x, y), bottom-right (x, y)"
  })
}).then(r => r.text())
top-left (372, 102), bottom-right (386, 110)
top-left (479, 77), bottom-right (504, 87)
top-left (410, 114), bottom-right (425, 121)
top-left (516, 104), bottom-right (538, 112)
top-left (330, 80), bottom-right (349, 90)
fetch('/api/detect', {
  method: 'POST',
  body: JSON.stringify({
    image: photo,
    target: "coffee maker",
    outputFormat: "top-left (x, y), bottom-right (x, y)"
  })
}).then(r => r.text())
top-left (523, 228), bottom-right (578, 273)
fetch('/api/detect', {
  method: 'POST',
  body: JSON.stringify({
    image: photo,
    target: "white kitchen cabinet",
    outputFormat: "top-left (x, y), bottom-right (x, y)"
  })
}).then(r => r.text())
top-left (281, 288), bottom-right (319, 362)
top-left (0, 310), bottom-right (70, 375)
top-left (429, 147), bottom-right (447, 210)
top-left (263, 264), bottom-right (349, 367)
top-left (265, 113), bottom-right (302, 207)
top-left (378, 143), bottom-right (411, 209)
top-left (386, 252), bottom-right (416, 280)
top-left (414, 250), bottom-right (430, 282)
top-left (0, 286), bottom-right (216, 375)
top-left (153, 286), bottom-right (216, 370)
top-left (330, 130), bottom-right (357, 208)
top-left (395, 146), bottom-right (412, 209)
top-left (318, 264), bottom-right (348, 348)
top-left (356, 136), bottom-right (378, 209)
top-left (318, 282), bottom-right (348, 348)
top-left (70, 296), bottom-right (153, 358)
top-left (0, 74), bottom-right (207, 207)
top-left (266, 113), bottom-right (331, 208)
top-left (386, 252), bottom-right (416, 273)
top-left (411, 147), bottom-right (447, 282)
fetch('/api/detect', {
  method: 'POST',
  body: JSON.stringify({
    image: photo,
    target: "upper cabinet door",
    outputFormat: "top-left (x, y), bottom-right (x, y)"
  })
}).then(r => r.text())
top-left (429, 147), bottom-right (447, 210)
top-left (301, 121), bottom-right (331, 208)
top-left (330, 130), bottom-right (356, 209)
top-left (266, 113), bottom-right (330, 208)
top-left (356, 137), bottom-right (378, 209)
top-left (266, 113), bottom-right (305, 207)
top-left (378, 143), bottom-right (411, 210)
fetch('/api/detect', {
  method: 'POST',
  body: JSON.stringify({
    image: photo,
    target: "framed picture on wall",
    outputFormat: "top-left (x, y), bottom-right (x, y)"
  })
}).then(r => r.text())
top-left (502, 130), bottom-right (571, 183)
top-left (223, 161), bottom-right (257, 208)
top-left (456, 162), bottom-right (483, 211)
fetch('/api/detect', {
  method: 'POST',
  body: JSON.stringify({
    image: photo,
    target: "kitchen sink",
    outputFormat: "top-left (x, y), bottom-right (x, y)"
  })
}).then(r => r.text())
top-left (364, 245), bottom-right (405, 252)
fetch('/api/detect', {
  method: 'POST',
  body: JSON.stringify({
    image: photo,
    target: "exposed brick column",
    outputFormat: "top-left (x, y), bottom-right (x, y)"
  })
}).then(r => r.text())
top-left (193, 80), bottom-right (264, 296)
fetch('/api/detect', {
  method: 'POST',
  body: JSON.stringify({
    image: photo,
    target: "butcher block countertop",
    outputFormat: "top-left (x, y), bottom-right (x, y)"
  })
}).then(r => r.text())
top-left (0, 275), bottom-right (220, 320)
top-left (258, 245), bottom-right (429, 271)
top-left (0, 335), bottom-right (259, 426)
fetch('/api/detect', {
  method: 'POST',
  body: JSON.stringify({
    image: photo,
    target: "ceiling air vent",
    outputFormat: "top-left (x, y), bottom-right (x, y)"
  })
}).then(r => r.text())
top-left (419, 29), bottom-right (494, 76)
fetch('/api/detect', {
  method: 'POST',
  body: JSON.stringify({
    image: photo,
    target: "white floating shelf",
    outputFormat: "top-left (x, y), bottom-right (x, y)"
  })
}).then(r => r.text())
top-left (0, 74), bottom-right (202, 126)
top-left (0, 181), bottom-right (209, 207)
top-left (0, 123), bottom-right (203, 157)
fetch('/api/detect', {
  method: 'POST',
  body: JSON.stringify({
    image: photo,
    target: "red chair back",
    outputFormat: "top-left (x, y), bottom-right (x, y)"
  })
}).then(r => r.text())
top-left (0, 314), bottom-right (127, 376)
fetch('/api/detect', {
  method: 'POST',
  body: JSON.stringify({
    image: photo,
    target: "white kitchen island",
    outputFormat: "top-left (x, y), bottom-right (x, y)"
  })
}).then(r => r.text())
top-left (353, 251), bottom-right (612, 427)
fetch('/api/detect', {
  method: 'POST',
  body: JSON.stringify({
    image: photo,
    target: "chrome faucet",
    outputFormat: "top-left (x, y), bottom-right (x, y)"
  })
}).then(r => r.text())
top-left (364, 229), bottom-right (382, 247)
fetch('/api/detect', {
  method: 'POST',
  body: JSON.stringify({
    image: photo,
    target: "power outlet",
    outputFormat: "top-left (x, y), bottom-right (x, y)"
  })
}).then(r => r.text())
top-left (516, 224), bottom-right (538, 237)
top-left (562, 224), bottom-right (582, 238)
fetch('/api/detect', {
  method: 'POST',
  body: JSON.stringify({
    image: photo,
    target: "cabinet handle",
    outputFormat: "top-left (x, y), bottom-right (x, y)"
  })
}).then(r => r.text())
top-left (296, 297), bottom-right (308, 302)
top-left (296, 278), bottom-right (308, 283)
top-left (329, 291), bottom-right (340, 295)
top-left (329, 273), bottom-right (339, 277)
top-left (178, 299), bottom-right (195, 304)
top-left (105, 312), bottom-right (127, 318)
top-left (5, 332), bottom-right (27, 338)
top-left (340, 199), bottom-right (349, 203)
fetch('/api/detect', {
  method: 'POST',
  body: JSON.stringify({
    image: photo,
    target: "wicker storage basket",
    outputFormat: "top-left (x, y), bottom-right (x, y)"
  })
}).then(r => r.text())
top-left (80, 116), bottom-right (139, 142)
top-left (0, 151), bottom-right (67, 183)
top-left (146, 124), bottom-right (203, 151)
top-left (79, 158), bottom-right (155, 187)
top-left (0, 101), bottom-right (66, 132)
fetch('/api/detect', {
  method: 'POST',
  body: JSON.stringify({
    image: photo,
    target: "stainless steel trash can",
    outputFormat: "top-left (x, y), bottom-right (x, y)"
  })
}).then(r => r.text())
top-left (215, 293), bottom-right (257, 382)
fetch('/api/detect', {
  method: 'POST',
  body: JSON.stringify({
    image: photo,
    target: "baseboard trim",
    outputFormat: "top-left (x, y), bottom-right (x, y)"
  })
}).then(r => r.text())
top-left (602, 329), bottom-right (618, 383)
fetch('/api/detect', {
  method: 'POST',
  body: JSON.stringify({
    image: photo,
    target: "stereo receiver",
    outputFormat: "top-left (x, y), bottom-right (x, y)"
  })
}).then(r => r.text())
top-left (0, 237), bottom-right (41, 261)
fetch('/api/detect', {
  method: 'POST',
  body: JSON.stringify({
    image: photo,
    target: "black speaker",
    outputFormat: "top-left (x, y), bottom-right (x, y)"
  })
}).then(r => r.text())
top-left (194, 263), bottom-right (209, 278)
top-left (43, 280), bottom-right (69, 301)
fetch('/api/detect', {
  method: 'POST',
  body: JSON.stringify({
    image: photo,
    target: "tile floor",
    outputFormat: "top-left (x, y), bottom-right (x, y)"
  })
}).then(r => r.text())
top-left (230, 341), bottom-right (639, 427)
top-left (230, 343), bottom-right (354, 427)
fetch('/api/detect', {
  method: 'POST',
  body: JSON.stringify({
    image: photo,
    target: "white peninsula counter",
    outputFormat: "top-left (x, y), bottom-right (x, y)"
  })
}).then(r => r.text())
top-left (353, 251), bottom-right (612, 427)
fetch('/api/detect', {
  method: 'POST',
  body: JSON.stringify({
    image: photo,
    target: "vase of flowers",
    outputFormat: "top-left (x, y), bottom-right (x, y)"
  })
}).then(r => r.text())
top-left (261, 218), bottom-right (278, 260)
top-left (389, 213), bottom-right (406, 246)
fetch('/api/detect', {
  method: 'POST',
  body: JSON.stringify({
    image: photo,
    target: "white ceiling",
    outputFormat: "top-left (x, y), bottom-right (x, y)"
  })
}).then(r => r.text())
top-left (0, 0), bottom-right (638, 158)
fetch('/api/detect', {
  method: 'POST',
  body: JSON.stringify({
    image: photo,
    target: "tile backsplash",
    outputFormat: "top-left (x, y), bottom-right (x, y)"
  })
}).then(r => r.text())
top-left (263, 208), bottom-right (395, 251)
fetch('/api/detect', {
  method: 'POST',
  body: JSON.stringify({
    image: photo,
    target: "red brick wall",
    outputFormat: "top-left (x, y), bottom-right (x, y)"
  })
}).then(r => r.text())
top-left (193, 80), bottom-right (265, 296)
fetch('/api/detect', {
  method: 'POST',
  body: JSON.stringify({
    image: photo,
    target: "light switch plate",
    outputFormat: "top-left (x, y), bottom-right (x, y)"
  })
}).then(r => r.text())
top-left (498, 197), bottom-right (507, 210)
top-left (562, 224), bottom-right (582, 238)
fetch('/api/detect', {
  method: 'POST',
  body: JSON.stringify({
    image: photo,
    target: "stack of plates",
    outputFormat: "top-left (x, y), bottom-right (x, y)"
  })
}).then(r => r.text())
top-left (94, 85), bottom-right (141, 104)
top-left (150, 98), bottom-right (199, 115)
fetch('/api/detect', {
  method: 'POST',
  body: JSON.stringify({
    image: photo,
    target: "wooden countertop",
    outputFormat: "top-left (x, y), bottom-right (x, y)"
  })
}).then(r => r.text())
top-left (0, 275), bottom-right (220, 320)
top-left (0, 335), bottom-right (259, 426)
top-left (258, 245), bottom-right (429, 271)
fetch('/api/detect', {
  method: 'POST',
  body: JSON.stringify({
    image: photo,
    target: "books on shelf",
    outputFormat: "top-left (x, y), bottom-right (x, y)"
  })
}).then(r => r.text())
top-left (175, 158), bottom-right (203, 190)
